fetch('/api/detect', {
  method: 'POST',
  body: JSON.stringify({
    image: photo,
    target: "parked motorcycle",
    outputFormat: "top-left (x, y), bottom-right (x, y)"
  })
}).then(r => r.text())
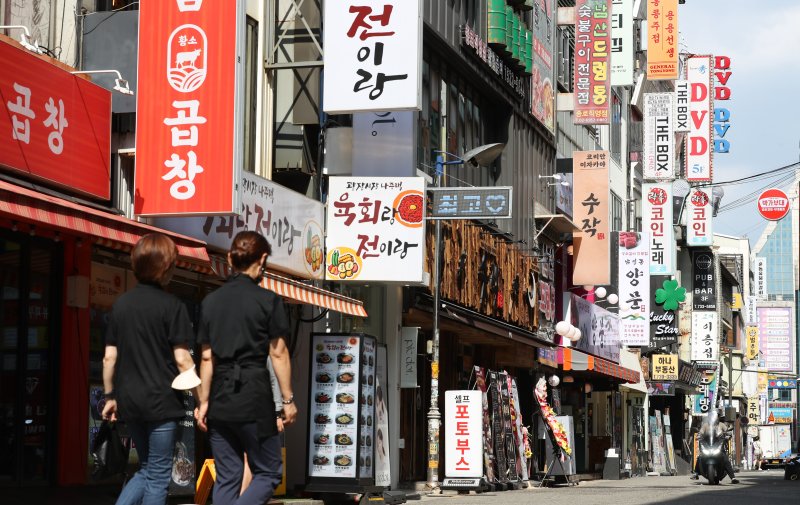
top-left (695, 411), bottom-right (733, 485)
top-left (784, 454), bottom-right (800, 481)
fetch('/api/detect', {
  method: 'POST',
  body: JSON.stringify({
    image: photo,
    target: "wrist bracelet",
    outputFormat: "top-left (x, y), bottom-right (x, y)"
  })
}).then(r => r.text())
top-left (104, 391), bottom-right (115, 399)
top-left (282, 395), bottom-right (294, 405)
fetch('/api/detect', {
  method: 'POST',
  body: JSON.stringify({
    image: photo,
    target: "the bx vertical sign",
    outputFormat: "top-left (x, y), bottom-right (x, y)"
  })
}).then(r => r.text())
top-left (323, 0), bottom-right (422, 113)
top-left (574, 0), bottom-right (611, 125)
top-left (643, 183), bottom-right (674, 275)
top-left (686, 56), bottom-right (713, 182)
top-left (135, 0), bottom-right (245, 216)
top-left (643, 93), bottom-right (674, 180)
top-left (444, 391), bottom-right (482, 478)
top-left (686, 189), bottom-right (712, 246)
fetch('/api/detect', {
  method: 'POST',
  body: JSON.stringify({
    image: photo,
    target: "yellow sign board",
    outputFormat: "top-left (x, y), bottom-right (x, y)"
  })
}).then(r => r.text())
top-left (758, 372), bottom-right (769, 393)
top-left (651, 354), bottom-right (678, 381)
top-left (731, 293), bottom-right (743, 310)
top-left (747, 396), bottom-right (760, 425)
top-left (746, 326), bottom-right (759, 360)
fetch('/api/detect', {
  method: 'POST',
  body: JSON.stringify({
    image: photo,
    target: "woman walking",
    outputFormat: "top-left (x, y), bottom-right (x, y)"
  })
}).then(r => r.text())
top-left (194, 231), bottom-right (296, 505)
top-left (102, 234), bottom-right (197, 505)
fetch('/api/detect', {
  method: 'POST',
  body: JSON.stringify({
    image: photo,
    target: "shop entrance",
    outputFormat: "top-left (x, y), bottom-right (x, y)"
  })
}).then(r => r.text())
top-left (0, 233), bottom-right (61, 485)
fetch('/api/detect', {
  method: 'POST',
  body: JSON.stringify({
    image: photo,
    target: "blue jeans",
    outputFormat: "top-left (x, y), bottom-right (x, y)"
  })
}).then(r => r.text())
top-left (116, 419), bottom-right (177, 505)
top-left (209, 421), bottom-right (282, 505)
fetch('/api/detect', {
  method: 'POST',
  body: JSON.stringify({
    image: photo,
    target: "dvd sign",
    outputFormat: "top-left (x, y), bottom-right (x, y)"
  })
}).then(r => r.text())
top-left (757, 188), bottom-right (790, 221)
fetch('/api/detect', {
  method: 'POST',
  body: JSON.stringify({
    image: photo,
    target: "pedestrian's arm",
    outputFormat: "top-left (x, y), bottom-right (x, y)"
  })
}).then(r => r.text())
top-left (198, 344), bottom-right (213, 404)
top-left (270, 336), bottom-right (296, 425)
top-left (101, 345), bottom-right (118, 421)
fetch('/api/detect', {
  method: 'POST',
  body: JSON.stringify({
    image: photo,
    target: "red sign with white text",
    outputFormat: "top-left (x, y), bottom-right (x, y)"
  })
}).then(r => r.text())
top-left (135, 0), bottom-right (243, 216)
top-left (0, 38), bottom-right (111, 200)
top-left (757, 188), bottom-right (790, 221)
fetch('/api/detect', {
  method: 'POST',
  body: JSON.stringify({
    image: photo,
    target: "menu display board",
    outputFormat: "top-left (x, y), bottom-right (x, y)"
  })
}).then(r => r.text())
top-left (358, 338), bottom-right (376, 479)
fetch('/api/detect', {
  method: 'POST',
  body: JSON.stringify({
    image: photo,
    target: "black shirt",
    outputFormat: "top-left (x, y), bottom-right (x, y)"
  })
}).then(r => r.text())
top-left (197, 274), bottom-right (290, 430)
top-left (105, 283), bottom-right (193, 422)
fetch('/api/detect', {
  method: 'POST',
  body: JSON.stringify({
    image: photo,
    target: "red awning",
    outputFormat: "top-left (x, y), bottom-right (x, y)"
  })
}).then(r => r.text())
top-left (209, 255), bottom-right (368, 318)
top-left (558, 347), bottom-right (640, 383)
top-left (0, 179), bottom-right (211, 271)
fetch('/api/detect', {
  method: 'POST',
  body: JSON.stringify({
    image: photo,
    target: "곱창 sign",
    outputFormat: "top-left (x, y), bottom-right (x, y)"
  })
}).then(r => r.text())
top-left (428, 187), bottom-right (513, 220)
top-left (757, 188), bottom-right (790, 221)
top-left (135, 0), bottom-right (245, 216)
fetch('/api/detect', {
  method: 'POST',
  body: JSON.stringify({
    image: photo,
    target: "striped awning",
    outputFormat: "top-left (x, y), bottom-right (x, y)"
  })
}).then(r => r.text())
top-left (558, 347), bottom-right (640, 383)
top-left (0, 179), bottom-right (211, 271)
top-left (209, 255), bottom-right (368, 318)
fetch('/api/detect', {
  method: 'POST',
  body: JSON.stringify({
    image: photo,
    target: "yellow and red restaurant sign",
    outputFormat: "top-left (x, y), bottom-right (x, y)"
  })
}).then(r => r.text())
top-left (135, 0), bottom-right (245, 216)
top-left (646, 0), bottom-right (678, 80)
top-left (574, 0), bottom-right (611, 125)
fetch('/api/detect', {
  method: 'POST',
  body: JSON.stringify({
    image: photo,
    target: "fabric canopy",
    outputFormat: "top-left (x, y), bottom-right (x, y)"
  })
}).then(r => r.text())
top-left (558, 347), bottom-right (640, 384)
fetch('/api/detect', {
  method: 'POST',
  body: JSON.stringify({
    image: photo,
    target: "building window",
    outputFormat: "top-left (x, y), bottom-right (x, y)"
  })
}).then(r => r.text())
top-left (611, 191), bottom-right (623, 231)
top-left (243, 16), bottom-right (258, 173)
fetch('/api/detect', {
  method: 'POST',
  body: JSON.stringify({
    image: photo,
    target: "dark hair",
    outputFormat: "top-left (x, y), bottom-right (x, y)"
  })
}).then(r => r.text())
top-left (229, 231), bottom-right (272, 272)
top-left (131, 233), bottom-right (178, 286)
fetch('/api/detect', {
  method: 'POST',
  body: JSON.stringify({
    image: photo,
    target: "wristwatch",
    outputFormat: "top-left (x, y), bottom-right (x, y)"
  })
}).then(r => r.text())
top-left (282, 394), bottom-right (294, 405)
top-left (104, 391), bottom-right (116, 399)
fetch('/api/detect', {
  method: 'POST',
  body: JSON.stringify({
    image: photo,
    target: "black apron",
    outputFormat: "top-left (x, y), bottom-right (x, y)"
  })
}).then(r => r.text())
top-left (210, 357), bottom-right (276, 439)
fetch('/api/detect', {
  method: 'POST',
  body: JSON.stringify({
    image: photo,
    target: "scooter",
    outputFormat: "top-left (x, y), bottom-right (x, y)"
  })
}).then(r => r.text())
top-left (784, 455), bottom-right (800, 481)
top-left (696, 431), bottom-right (730, 485)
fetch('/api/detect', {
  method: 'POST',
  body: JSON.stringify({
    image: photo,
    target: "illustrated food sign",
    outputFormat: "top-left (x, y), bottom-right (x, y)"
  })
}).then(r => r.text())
top-left (643, 183), bottom-right (674, 275)
top-left (713, 56), bottom-right (733, 154)
top-left (136, 0), bottom-right (244, 215)
top-left (154, 171), bottom-right (325, 279)
top-left (573, 0), bottom-right (611, 125)
top-left (0, 39), bottom-right (111, 200)
top-left (326, 177), bottom-right (425, 282)
top-left (757, 188), bottom-right (790, 221)
top-left (444, 391), bottom-right (482, 479)
top-left (531, 0), bottom-right (556, 132)
top-left (323, 0), bottom-right (422, 113)
top-left (617, 232), bottom-right (650, 346)
top-left (686, 189), bottom-right (713, 247)
top-left (572, 151), bottom-right (610, 285)
top-left (686, 55), bottom-right (713, 182)
top-left (757, 307), bottom-right (794, 373)
top-left (646, 0), bottom-right (678, 80)
top-left (691, 311), bottom-right (719, 362)
top-left (610, 0), bottom-right (634, 86)
top-left (428, 187), bottom-right (513, 220)
top-left (643, 93), bottom-right (674, 180)
top-left (651, 354), bottom-right (678, 381)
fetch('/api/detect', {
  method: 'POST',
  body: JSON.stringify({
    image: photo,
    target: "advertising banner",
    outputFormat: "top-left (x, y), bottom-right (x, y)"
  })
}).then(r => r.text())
top-left (574, 0), bottom-right (611, 125)
top-left (691, 250), bottom-right (716, 310)
top-left (686, 55), bottom-right (713, 182)
top-left (643, 183), bottom-right (674, 275)
top-left (571, 293), bottom-right (621, 363)
top-left (648, 276), bottom-right (679, 351)
top-left (643, 93), bottom-right (675, 180)
top-left (651, 354), bottom-right (678, 381)
top-left (674, 80), bottom-right (690, 132)
top-left (745, 295), bottom-right (759, 324)
top-left (444, 391), bottom-right (483, 479)
top-left (0, 39), bottom-right (111, 200)
top-left (691, 312), bottom-right (719, 362)
top-left (135, 0), bottom-right (244, 216)
top-left (713, 55), bottom-right (733, 154)
top-left (326, 177), bottom-right (426, 282)
top-left (746, 327), bottom-right (759, 361)
top-left (610, 0), bottom-right (634, 86)
top-left (617, 232), bottom-right (650, 346)
top-left (323, 0), bottom-right (422, 113)
top-left (572, 151), bottom-right (610, 285)
top-left (769, 408), bottom-right (794, 424)
top-left (746, 396), bottom-right (760, 425)
top-left (646, 0), bottom-right (678, 80)
top-left (693, 366), bottom-right (719, 416)
top-left (754, 258), bottom-right (767, 299)
top-left (399, 327), bottom-right (418, 389)
top-left (531, 0), bottom-right (557, 133)
top-left (757, 306), bottom-right (794, 373)
top-left (686, 189), bottom-right (713, 247)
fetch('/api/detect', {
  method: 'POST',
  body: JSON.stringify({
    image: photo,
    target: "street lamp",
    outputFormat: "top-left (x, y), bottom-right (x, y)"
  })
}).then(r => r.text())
top-left (0, 25), bottom-right (42, 53)
top-left (427, 142), bottom-right (504, 491)
top-left (71, 69), bottom-right (135, 95)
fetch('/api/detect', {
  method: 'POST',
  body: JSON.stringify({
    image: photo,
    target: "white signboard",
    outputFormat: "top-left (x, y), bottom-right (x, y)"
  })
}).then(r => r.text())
top-left (674, 80), bottom-right (690, 132)
top-left (618, 232), bottom-right (651, 346)
top-left (399, 327), bottom-right (418, 388)
top-left (644, 93), bottom-right (674, 180)
top-left (686, 189), bottom-right (713, 247)
top-left (643, 183), bottom-right (674, 275)
top-left (691, 311), bottom-right (719, 362)
top-left (326, 177), bottom-right (426, 282)
top-left (444, 391), bottom-right (483, 479)
top-left (754, 257), bottom-right (767, 299)
top-left (610, 0), bottom-right (634, 86)
top-left (154, 171), bottom-right (325, 279)
top-left (686, 56), bottom-right (713, 182)
top-left (745, 295), bottom-right (758, 325)
top-left (323, 0), bottom-right (422, 113)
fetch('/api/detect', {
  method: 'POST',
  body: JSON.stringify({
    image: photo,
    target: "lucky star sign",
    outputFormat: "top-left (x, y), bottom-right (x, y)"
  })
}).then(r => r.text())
top-left (655, 279), bottom-right (686, 311)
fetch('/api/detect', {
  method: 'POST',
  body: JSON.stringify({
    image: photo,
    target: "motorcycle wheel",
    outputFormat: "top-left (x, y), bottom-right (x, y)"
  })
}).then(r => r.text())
top-left (790, 472), bottom-right (799, 481)
top-left (707, 464), bottom-right (717, 485)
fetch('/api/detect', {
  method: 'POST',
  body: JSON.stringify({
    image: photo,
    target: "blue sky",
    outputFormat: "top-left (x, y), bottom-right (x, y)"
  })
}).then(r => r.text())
top-left (679, 1), bottom-right (800, 243)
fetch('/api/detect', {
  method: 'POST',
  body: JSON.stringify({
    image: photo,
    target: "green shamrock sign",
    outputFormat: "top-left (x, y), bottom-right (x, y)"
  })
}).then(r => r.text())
top-left (655, 279), bottom-right (686, 311)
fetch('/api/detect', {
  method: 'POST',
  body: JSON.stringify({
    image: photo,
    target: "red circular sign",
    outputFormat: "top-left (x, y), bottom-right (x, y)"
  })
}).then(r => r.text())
top-left (647, 187), bottom-right (668, 206)
top-left (757, 188), bottom-right (790, 221)
top-left (690, 190), bottom-right (709, 207)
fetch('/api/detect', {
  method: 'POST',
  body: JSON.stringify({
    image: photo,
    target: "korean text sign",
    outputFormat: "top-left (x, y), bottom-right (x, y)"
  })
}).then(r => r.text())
top-left (135, 0), bottom-right (244, 216)
top-left (326, 177), bottom-right (425, 282)
top-left (617, 232), bottom-right (651, 346)
top-left (646, 0), bottom-right (678, 80)
top-left (643, 93), bottom-right (674, 180)
top-left (323, 0), bottom-right (422, 113)
top-left (691, 311), bottom-right (719, 362)
top-left (757, 306), bottom-right (794, 373)
top-left (444, 391), bottom-right (482, 479)
top-left (0, 39), bottom-right (111, 199)
top-left (643, 183), bottom-right (674, 274)
top-left (154, 171), bottom-right (325, 279)
top-left (686, 56), bottom-right (713, 182)
top-left (692, 365), bottom-right (718, 416)
top-left (691, 250), bottom-right (716, 311)
top-left (572, 293), bottom-right (621, 363)
top-left (745, 326), bottom-right (759, 361)
top-left (754, 257), bottom-right (766, 299)
top-left (610, 0), bottom-right (633, 86)
top-left (574, 0), bottom-right (611, 125)
top-left (651, 354), bottom-right (678, 381)
top-left (686, 189), bottom-right (713, 246)
top-left (572, 151), bottom-right (610, 285)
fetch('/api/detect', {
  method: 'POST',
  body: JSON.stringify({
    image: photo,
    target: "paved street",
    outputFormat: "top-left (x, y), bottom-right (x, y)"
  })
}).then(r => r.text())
top-left (419, 470), bottom-right (798, 505)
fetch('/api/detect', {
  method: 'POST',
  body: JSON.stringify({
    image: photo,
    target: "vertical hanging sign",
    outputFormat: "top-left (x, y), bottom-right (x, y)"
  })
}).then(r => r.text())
top-left (643, 183), bottom-right (674, 275)
top-left (610, 0), bottom-right (633, 86)
top-left (574, 0), bottom-right (611, 125)
top-left (753, 257), bottom-right (767, 299)
top-left (691, 312), bottom-right (719, 362)
top-left (572, 151), bottom-right (610, 285)
top-left (686, 55), bottom-right (713, 182)
top-left (646, 0), bottom-right (678, 80)
top-left (686, 189), bottom-right (713, 246)
top-left (674, 80), bottom-right (690, 132)
top-left (713, 55), bottom-right (732, 154)
top-left (618, 232), bottom-right (651, 346)
top-left (135, 0), bottom-right (245, 216)
top-left (691, 250), bottom-right (716, 311)
top-left (643, 93), bottom-right (675, 180)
